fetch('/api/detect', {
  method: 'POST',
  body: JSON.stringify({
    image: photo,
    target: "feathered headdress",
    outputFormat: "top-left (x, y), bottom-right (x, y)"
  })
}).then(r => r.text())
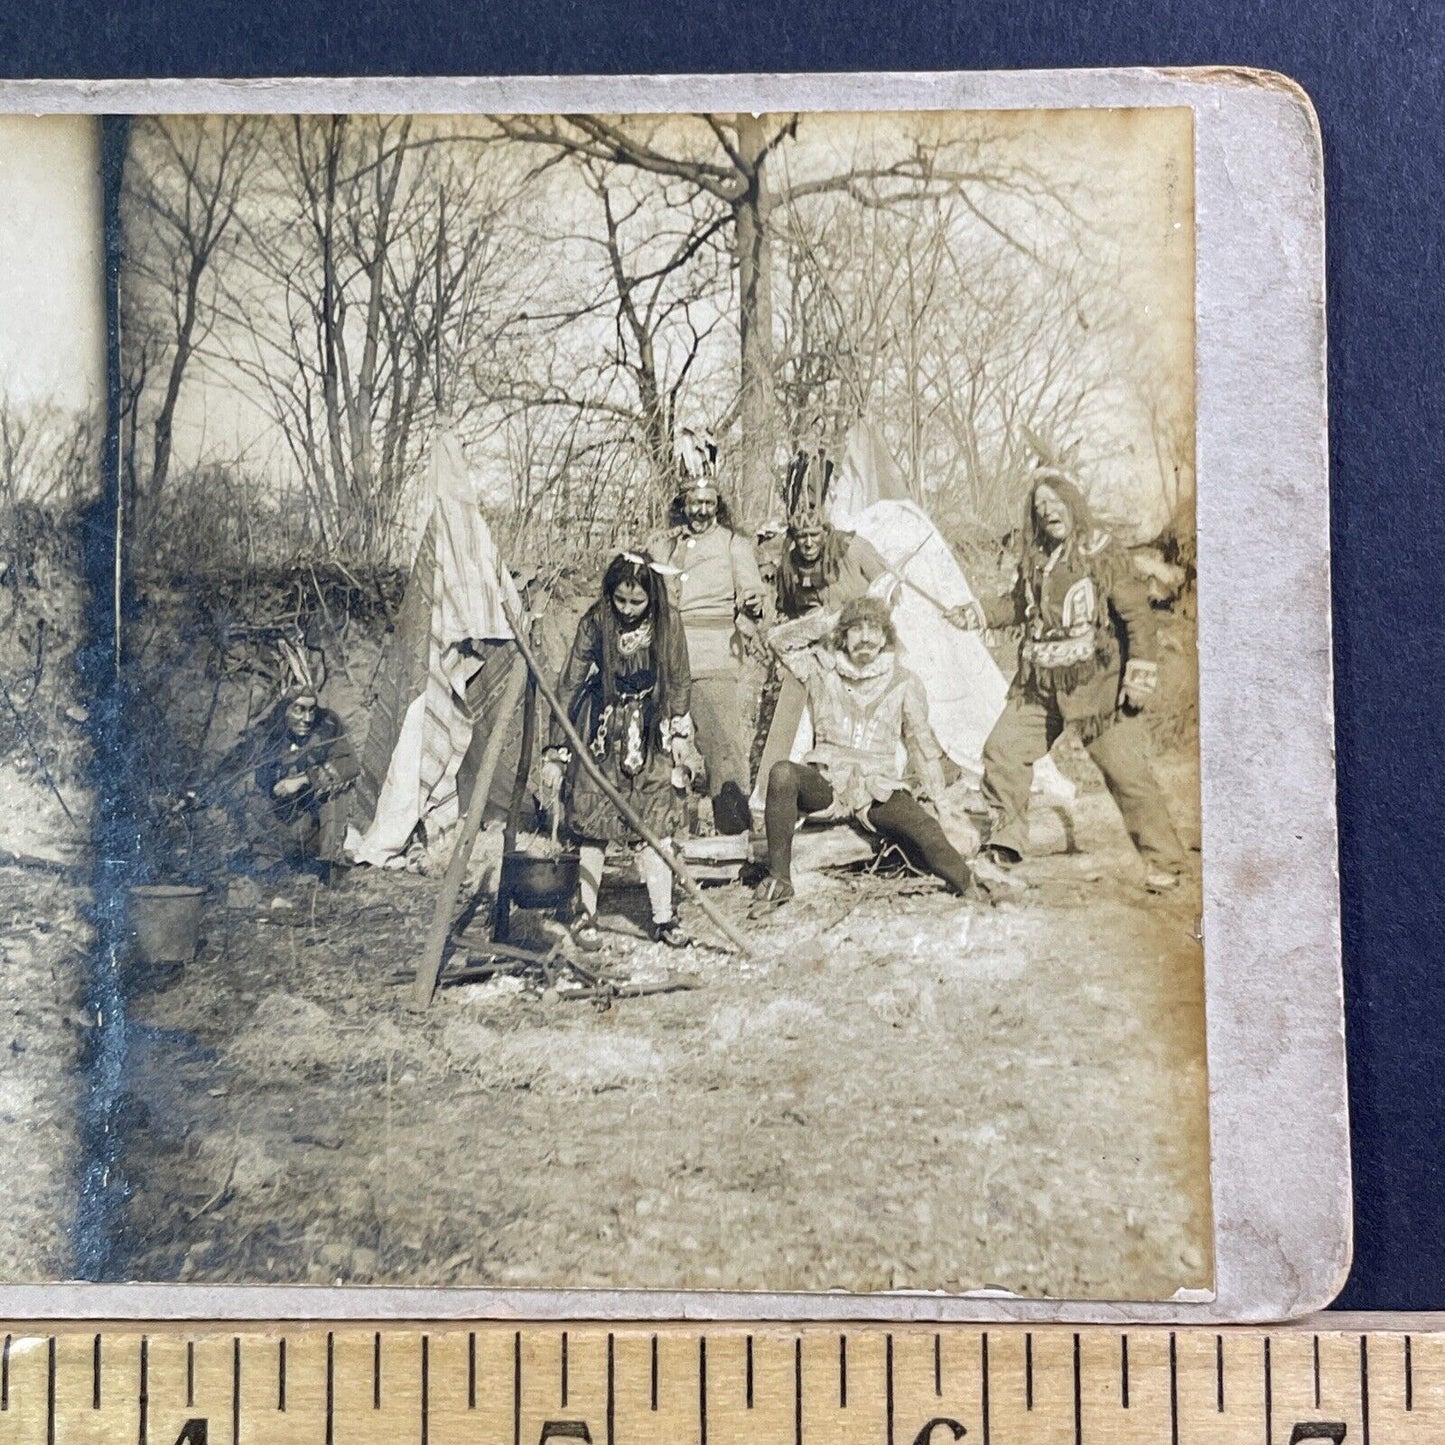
top-left (620, 550), bottom-right (682, 577)
top-left (674, 428), bottom-right (719, 496)
top-left (276, 636), bottom-right (319, 701)
top-left (783, 448), bottom-right (833, 527)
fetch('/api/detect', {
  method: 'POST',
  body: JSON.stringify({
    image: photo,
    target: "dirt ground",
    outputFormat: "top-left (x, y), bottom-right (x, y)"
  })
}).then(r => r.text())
top-left (0, 857), bottom-right (89, 1280)
top-left (110, 750), bottom-right (1211, 1300)
top-left (0, 550), bottom-right (1212, 1299)
top-left (0, 520), bottom-right (92, 1281)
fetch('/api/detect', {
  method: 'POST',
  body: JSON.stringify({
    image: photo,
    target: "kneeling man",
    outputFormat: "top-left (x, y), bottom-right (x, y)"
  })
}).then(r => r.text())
top-left (235, 687), bottom-right (358, 879)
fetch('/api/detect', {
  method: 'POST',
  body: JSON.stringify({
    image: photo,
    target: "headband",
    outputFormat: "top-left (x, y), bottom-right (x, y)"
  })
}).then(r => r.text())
top-left (620, 551), bottom-right (682, 577)
top-left (677, 476), bottom-right (720, 503)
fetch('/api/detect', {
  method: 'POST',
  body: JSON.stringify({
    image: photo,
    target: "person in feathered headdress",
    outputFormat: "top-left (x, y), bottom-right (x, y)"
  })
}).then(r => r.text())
top-left (227, 638), bottom-right (358, 879)
top-left (773, 447), bottom-right (894, 620)
top-left (643, 428), bottom-right (766, 839)
top-left (946, 466), bottom-right (1187, 892)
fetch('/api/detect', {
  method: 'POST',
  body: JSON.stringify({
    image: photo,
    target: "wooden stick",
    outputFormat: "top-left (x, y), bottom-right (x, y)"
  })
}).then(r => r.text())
top-left (560, 977), bottom-right (699, 1002)
top-left (410, 652), bottom-right (529, 1011)
top-left (0, 848), bottom-right (88, 880)
top-left (500, 598), bottom-right (755, 959)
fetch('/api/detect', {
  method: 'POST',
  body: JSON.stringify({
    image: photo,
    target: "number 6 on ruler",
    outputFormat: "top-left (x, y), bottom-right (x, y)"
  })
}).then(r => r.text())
top-left (911, 1419), bottom-right (967, 1445)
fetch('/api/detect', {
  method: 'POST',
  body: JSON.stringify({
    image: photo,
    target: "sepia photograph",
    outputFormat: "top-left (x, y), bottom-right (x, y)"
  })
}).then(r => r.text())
top-left (89, 102), bottom-right (1214, 1301)
top-left (0, 114), bottom-right (105, 1285)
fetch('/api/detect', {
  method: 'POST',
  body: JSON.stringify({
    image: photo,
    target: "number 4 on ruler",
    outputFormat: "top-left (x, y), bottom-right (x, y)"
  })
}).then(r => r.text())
top-left (168, 1422), bottom-right (208, 1445)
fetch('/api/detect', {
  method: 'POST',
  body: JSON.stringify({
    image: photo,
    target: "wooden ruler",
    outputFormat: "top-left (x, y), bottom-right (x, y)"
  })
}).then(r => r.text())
top-left (0, 1321), bottom-right (1432, 1444)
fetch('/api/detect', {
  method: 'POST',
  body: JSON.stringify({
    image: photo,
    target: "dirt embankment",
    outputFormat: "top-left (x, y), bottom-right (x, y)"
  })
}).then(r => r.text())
top-left (0, 510), bottom-right (93, 1280)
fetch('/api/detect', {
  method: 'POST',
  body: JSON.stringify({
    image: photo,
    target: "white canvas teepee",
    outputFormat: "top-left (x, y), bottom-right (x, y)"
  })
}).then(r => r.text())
top-left (346, 427), bottom-right (522, 866)
top-left (754, 420), bottom-right (1074, 804)
top-left (834, 496), bottom-right (1011, 773)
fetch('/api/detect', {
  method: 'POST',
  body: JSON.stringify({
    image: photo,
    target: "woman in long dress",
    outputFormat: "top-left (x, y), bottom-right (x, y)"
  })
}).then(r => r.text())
top-left (541, 552), bottom-right (696, 949)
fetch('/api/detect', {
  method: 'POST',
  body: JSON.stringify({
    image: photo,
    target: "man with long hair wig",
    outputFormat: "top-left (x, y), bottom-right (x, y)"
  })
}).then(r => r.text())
top-left (948, 467), bottom-right (1188, 892)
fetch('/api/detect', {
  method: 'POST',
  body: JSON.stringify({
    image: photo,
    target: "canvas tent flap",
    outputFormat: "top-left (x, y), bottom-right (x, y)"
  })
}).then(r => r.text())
top-left (827, 416), bottom-right (915, 518)
top-left (849, 497), bottom-right (1009, 777)
top-left (347, 429), bottom-right (523, 866)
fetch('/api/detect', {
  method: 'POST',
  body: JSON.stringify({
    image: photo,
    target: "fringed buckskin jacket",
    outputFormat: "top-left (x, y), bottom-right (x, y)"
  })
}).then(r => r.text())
top-left (779, 642), bottom-right (947, 821)
top-left (981, 530), bottom-right (1156, 743)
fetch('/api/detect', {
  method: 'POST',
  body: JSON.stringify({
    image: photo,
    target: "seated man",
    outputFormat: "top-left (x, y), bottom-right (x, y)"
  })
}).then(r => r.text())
top-left (752, 595), bottom-right (983, 913)
top-left (232, 687), bottom-right (359, 880)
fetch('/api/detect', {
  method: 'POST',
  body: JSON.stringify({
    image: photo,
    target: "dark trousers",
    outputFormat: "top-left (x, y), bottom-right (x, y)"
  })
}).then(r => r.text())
top-left (245, 793), bottom-right (349, 870)
top-left (980, 695), bottom-right (1186, 868)
top-left (764, 761), bottom-right (973, 893)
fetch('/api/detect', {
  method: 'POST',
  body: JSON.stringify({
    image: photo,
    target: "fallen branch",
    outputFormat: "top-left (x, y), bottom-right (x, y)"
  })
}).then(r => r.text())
top-left (561, 976), bottom-right (699, 1002)
top-left (0, 848), bottom-right (88, 881)
top-left (820, 885), bottom-right (865, 934)
top-left (500, 598), bottom-right (755, 960)
top-left (429, 959), bottom-right (518, 988)
top-left (185, 1155), bottom-right (237, 1223)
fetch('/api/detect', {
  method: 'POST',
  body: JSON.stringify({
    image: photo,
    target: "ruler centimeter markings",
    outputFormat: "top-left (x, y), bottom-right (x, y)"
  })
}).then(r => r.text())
top-left (0, 1324), bottom-right (1432, 1444)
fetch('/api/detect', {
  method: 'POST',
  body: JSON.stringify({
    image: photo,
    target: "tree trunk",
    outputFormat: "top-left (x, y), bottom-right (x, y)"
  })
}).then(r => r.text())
top-left (147, 195), bottom-right (218, 526)
top-left (633, 338), bottom-right (674, 492)
top-left (732, 114), bottom-right (778, 526)
top-left (350, 120), bottom-right (410, 562)
top-left (317, 124), bottom-right (352, 544)
top-left (148, 266), bottom-right (200, 519)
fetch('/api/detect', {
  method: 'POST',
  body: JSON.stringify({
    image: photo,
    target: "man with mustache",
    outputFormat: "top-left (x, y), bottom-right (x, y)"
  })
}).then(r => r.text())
top-left (645, 431), bottom-right (766, 840)
top-left (752, 595), bottom-right (983, 913)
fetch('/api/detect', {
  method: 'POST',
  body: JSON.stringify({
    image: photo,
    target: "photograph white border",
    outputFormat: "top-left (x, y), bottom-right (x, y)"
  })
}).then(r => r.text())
top-left (0, 68), bottom-right (1346, 1323)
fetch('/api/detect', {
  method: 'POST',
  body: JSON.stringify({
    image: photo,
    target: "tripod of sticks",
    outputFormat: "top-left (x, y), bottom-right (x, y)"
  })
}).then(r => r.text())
top-left (411, 595), bottom-right (755, 1010)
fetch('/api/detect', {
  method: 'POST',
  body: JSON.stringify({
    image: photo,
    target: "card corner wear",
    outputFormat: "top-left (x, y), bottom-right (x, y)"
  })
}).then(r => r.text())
top-left (0, 71), bottom-right (1343, 1325)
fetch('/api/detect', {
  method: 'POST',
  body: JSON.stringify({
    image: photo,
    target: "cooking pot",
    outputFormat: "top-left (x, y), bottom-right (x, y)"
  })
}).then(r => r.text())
top-left (498, 849), bottom-right (580, 910)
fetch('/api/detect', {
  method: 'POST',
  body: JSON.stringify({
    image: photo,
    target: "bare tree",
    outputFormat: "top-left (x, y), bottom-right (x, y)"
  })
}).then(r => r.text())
top-left (0, 398), bottom-right (97, 515)
top-left (765, 122), bottom-right (1185, 549)
top-left (122, 116), bottom-right (261, 531)
top-left (589, 169), bottom-right (730, 488)
top-left (489, 114), bottom-right (801, 519)
top-left (210, 117), bottom-right (523, 563)
top-left (119, 112), bottom-right (1190, 573)
top-left (492, 115), bottom-right (1094, 522)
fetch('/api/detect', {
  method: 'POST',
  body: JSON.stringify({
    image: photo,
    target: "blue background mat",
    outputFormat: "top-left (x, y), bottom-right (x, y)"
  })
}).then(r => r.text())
top-left (2, 0), bottom-right (1439, 1310)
